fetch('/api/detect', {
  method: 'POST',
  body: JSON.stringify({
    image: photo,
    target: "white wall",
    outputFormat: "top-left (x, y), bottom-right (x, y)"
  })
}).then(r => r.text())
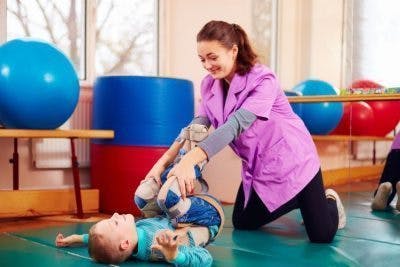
top-left (159, 0), bottom-right (253, 108)
top-left (0, 0), bottom-right (347, 204)
top-left (277, 0), bottom-right (345, 90)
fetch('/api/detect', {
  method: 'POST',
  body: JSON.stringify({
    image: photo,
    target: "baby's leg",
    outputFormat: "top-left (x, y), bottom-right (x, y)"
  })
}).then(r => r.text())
top-left (156, 164), bottom-right (204, 218)
top-left (157, 178), bottom-right (220, 246)
top-left (188, 226), bottom-right (211, 247)
top-left (134, 178), bottom-right (162, 218)
top-left (134, 164), bottom-right (176, 217)
top-left (181, 196), bottom-right (222, 246)
top-left (157, 177), bottom-right (221, 226)
top-left (156, 177), bottom-right (192, 219)
top-left (171, 226), bottom-right (211, 247)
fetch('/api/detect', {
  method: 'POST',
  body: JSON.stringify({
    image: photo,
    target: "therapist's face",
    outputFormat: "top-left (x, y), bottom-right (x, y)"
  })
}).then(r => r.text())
top-left (197, 40), bottom-right (238, 83)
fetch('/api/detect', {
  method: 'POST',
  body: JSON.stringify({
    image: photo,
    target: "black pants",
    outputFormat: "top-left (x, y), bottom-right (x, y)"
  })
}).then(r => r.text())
top-left (374, 149), bottom-right (400, 205)
top-left (232, 169), bottom-right (338, 243)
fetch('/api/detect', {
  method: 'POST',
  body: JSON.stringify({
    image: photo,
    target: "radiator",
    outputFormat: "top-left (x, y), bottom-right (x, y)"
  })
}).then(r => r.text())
top-left (32, 90), bottom-right (93, 168)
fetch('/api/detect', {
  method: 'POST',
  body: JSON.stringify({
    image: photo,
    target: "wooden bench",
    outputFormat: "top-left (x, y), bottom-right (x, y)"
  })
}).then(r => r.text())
top-left (312, 134), bottom-right (394, 164)
top-left (0, 129), bottom-right (114, 218)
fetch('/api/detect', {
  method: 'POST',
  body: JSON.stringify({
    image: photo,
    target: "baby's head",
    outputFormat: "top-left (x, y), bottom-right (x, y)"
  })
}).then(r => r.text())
top-left (88, 213), bottom-right (138, 264)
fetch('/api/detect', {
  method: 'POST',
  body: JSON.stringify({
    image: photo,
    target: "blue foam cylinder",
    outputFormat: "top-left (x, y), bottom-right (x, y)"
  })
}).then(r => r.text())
top-left (93, 76), bottom-right (194, 146)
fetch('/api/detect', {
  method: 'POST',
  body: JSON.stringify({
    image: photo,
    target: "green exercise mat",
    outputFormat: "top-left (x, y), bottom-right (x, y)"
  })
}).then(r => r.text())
top-left (1, 192), bottom-right (400, 266)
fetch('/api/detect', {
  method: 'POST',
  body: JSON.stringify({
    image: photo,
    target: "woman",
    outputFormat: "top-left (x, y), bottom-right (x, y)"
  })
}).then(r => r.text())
top-left (371, 132), bottom-right (400, 211)
top-left (145, 20), bottom-right (346, 243)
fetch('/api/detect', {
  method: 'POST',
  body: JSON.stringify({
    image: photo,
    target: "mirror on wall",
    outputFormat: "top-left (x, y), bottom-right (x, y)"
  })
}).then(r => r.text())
top-left (280, 0), bottom-right (400, 216)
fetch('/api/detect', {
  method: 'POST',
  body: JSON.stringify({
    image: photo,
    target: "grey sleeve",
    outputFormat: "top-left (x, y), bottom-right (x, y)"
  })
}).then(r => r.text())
top-left (190, 116), bottom-right (211, 127)
top-left (197, 108), bottom-right (257, 158)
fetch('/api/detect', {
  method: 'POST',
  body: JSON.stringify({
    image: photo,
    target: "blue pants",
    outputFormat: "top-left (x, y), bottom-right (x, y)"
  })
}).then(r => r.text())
top-left (134, 163), bottom-right (221, 227)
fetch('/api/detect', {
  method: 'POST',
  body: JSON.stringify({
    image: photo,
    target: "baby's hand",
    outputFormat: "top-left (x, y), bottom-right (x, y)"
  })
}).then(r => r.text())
top-left (55, 233), bottom-right (69, 247)
top-left (55, 233), bottom-right (81, 247)
top-left (151, 230), bottom-right (179, 262)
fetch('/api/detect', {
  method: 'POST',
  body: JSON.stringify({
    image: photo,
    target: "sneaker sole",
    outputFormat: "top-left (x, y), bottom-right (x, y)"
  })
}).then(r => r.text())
top-left (326, 189), bottom-right (346, 229)
top-left (371, 182), bottom-right (392, 211)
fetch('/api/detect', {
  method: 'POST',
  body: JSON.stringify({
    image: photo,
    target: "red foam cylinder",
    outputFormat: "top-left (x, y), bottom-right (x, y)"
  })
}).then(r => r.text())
top-left (90, 144), bottom-right (168, 215)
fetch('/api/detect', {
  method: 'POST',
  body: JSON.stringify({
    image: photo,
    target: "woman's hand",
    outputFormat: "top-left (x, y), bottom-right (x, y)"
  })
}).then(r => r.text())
top-left (143, 141), bottom-right (185, 186)
top-left (151, 230), bottom-right (180, 262)
top-left (167, 159), bottom-right (196, 199)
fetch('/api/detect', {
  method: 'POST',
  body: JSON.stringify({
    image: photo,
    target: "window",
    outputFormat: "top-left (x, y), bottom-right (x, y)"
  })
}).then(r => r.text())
top-left (352, 0), bottom-right (400, 87)
top-left (95, 0), bottom-right (158, 76)
top-left (6, 0), bottom-right (86, 78)
top-left (3, 0), bottom-right (158, 80)
top-left (251, 0), bottom-right (277, 69)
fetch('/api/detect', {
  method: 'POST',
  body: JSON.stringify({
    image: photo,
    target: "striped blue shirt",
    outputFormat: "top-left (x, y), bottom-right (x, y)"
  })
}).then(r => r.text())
top-left (83, 216), bottom-right (217, 266)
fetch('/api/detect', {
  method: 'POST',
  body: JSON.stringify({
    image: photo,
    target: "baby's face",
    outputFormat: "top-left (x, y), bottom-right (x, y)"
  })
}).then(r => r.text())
top-left (95, 213), bottom-right (135, 244)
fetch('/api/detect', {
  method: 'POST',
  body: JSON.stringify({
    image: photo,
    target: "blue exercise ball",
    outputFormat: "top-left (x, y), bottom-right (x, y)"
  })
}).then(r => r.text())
top-left (0, 38), bottom-right (79, 129)
top-left (292, 79), bottom-right (343, 135)
top-left (284, 90), bottom-right (303, 117)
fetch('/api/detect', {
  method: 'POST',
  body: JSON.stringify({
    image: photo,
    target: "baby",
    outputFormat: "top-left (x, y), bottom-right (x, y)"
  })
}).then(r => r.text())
top-left (56, 153), bottom-right (224, 266)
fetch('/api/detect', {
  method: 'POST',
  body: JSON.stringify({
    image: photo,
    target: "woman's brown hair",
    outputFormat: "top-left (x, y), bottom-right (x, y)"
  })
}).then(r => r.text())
top-left (197, 20), bottom-right (258, 75)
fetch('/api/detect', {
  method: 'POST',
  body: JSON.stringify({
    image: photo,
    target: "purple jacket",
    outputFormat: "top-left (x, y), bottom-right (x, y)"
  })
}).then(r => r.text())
top-left (392, 132), bottom-right (400, 149)
top-left (198, 64), bottom-right (320, 211)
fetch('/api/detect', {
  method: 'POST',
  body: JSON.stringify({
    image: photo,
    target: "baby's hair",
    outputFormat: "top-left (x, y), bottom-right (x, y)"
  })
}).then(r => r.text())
top-left (88, 223), bottom-right (130, 264)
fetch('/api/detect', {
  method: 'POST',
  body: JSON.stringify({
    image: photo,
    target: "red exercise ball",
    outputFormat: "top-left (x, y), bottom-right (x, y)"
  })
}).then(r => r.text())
top-left (331, 102), bottom-right (375, 136)
top-left (351, 79), bottom-right (400, 136)
top-left (351, 79), bottom-right (382, 89)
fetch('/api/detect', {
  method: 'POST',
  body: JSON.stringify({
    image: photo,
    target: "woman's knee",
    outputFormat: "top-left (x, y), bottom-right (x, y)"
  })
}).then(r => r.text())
top-left (308, 230), bottom-right (335, 243)
top-left (232, 215), bottom-right (260, 230)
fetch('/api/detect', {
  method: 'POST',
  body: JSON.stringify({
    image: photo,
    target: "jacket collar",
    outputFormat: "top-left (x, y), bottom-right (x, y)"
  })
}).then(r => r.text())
top-left (206, 73), bottom-right (247, 124)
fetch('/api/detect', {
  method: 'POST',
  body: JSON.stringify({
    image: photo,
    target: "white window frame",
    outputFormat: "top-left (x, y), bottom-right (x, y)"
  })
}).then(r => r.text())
top-left (0, 1), bottom-right (6, 44)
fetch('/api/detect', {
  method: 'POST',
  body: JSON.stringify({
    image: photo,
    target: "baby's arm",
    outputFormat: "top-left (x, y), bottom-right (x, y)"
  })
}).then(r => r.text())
top-left (151, 230), bottom-right (212, 267)
top-left (171, 245), bottom-right (213, 267)
top-left (55, 233), bottom-right (88, 247)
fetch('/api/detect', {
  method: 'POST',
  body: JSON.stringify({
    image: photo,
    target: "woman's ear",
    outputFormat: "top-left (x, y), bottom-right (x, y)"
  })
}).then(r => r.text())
top-left (232, 44), bottom-right (238, 58)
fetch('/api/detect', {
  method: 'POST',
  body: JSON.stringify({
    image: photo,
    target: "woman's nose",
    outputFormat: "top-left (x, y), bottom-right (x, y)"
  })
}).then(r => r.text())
top-left (203, 60), bottom-right (212, 70)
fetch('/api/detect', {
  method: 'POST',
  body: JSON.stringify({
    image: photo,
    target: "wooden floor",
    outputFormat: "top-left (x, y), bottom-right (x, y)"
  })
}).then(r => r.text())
top-left (0, 213), bottom-right (109, 232)
top-left (332, 179), bottom-right (378, 193)
top-left (0, 179), bottom-right (379, 233)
